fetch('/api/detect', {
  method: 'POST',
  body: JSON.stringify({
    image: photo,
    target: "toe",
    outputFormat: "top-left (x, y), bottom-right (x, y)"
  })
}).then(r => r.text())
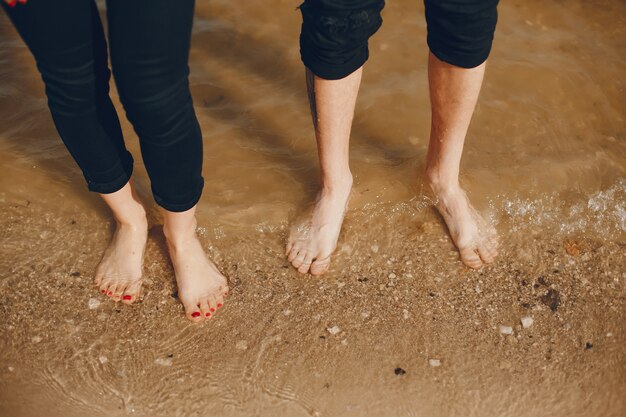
top-left (310, 255), bottom-right (331, 276)
top-left (477, 245), bottom-right (495, 264)
top-left (214, 290), bottom-right (225, 309)
top-left (184, 302), bottom-right (203, 323)
top-left (111, 284), bottom-right (124, 301)
top-left (286, 239), bottom-right (294, 256)
top-left (297, 253), bottom-right (314, 274)
top-left (287, 244), bottom-right (301, 262)
top-left (208, 295), bottom-right (218, 315)
top-left (485, 240), bottom-right (499, 262)
top-left (121, 281), bottom-right (141, 304)
top-left (103, 282), bottom-right (115, 297)
top-left (200, 300), bottom-right (212, 319)
top-left (459, 247), bottom-right (483, 269)
top-left (291, 250), bottom-right (307, 269)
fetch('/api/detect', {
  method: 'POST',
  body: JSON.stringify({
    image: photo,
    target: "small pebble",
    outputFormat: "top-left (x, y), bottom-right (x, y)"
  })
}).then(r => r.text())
top-left (98, 356), bottom-right (109, 364)
top-left (388, 273), bottom-right (397, 279)
top-left (236, 340), bottom-right (248, 350)
top-left (402, 309), bottom-right (410, 320)
top-left (327, 325), bottom-right (341, 335)
top-left (429, 359), bottom-right (441, 367)
top-left (31, 336), bottom-right (42, 344)
top-left (88, 298), bottom-right (101, 310)
top-left (394, 367), bottom-right (406, 375)
top-left (283, 309), bottom-right (293, 316)
top-left (155, 358), bottom-right (173, 367)
top-left (8, 366), bottom-right (14, 372)
top-left (499, 326), bottom-right (514, 335)
top-left (371, 245), bottom-right (379, 253)
top-left (521, 316), bottom-right (534, 329)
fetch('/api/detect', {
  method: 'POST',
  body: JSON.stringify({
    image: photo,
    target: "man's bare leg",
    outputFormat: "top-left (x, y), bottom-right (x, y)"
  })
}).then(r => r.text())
top-left (424, 52), bottom-right (499, 268)
top-left (286, 67), bottom-right (361, 275)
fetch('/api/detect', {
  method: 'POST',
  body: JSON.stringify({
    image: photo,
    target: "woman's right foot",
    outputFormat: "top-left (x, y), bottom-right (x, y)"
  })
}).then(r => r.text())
top-left (164, 219), bottom-right (229, 323)
top-left (94, 209), bottom-right (148, 304)
top-left (286, 175), bottom-right (352, 276)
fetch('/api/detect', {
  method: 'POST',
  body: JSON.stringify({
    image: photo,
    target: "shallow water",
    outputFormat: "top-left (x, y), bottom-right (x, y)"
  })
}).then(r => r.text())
top-left (0, 1), bottom-right (625, 416)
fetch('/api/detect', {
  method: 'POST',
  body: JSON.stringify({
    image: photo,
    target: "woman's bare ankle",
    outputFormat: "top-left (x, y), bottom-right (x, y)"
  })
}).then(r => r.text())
top-left (162, 209), bottom-right (199, 249)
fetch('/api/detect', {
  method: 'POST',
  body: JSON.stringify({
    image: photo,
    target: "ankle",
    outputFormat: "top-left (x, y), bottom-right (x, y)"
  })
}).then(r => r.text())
top-left (321, 172), bottom-right (353, 194)
top-left (424, 168), bottom-right (459, 195)
top-left (163, 217), bottom-right (197, 248)
top-left (114, 205), bottom-right (147, 230)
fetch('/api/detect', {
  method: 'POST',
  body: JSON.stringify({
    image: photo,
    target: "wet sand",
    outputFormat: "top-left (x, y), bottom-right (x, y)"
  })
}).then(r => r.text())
top-left (1, 1), bottom-right (625, 416)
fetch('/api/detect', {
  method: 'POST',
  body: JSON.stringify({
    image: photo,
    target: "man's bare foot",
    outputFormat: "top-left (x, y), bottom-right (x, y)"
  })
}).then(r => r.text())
top-left (286, 175), bottom-right (352, 275)
top-left (164, 219), bottom-right (229, 323)
top-left (94, 207), bottom-right (148, 304)
top-left (427, 179), bottom-right (499, 269)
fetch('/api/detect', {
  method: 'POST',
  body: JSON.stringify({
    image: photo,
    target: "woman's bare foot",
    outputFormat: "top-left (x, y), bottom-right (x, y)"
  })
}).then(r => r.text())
top-left (163, 215), bottom-right (228, 323)
top-left (426, 179), bottom-right (499, 269)
top-left (94, 184), bottom-right (148, 304)
top-left (286, 175), bottom-right (352, 276)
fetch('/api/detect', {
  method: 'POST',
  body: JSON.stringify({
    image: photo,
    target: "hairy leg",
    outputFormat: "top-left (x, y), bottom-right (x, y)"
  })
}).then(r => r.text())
top-left (424, 52), bottom-right (498, 268)
top-left (286, 67), bottom-right (361, 275)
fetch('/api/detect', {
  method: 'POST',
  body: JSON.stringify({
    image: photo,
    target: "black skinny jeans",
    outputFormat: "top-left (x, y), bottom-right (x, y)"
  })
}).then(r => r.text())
top-left (2, 0), bottom-right (204, 212)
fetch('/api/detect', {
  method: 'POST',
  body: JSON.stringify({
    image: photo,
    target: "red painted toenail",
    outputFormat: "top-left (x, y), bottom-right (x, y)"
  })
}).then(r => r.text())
top-left (210, 308), bottom-right (215, 312)
top-left (123, 295), bottom-right (132, 300)
top-left (107, 292), bottom-right (112, 295)
top-left (191, 312), bottom-right (201, 318)
top-left (205, 312), bottom-right (210, 317)
top-left (101, 290), bottom-right (106, 293)
top-left (217, 303), bottom-right (222, 308)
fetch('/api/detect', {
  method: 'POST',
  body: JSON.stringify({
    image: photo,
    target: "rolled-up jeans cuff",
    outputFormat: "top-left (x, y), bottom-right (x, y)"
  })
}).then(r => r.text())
top-left (86, 151), bottom-right (134, 194)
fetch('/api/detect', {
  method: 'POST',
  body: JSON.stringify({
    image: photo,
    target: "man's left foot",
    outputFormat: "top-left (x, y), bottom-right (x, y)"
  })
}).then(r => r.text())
top-left (427, 180), bottom-right (499, 269)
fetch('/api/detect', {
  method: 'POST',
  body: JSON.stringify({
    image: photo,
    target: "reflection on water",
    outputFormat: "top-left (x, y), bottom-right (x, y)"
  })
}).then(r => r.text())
top-left (0, 0), bottom-right (624, 241)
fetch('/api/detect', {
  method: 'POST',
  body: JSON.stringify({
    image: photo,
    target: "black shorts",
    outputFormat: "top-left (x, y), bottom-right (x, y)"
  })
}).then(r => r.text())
top-left (299, 0), bottom-right (499, 80)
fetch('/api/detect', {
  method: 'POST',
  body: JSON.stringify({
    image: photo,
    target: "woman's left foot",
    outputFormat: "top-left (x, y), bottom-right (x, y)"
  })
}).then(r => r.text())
top-left (164, 221), bottom-right (229, 323)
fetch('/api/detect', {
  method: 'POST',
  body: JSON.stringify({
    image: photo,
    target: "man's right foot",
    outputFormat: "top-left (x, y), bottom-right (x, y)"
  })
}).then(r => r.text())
top-left (286, 175), bottom-right (352, 275)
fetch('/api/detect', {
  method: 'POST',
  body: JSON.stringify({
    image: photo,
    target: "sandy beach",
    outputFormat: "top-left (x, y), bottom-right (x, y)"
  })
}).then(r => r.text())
top-left (1, 1), bottom-right (625, 416)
